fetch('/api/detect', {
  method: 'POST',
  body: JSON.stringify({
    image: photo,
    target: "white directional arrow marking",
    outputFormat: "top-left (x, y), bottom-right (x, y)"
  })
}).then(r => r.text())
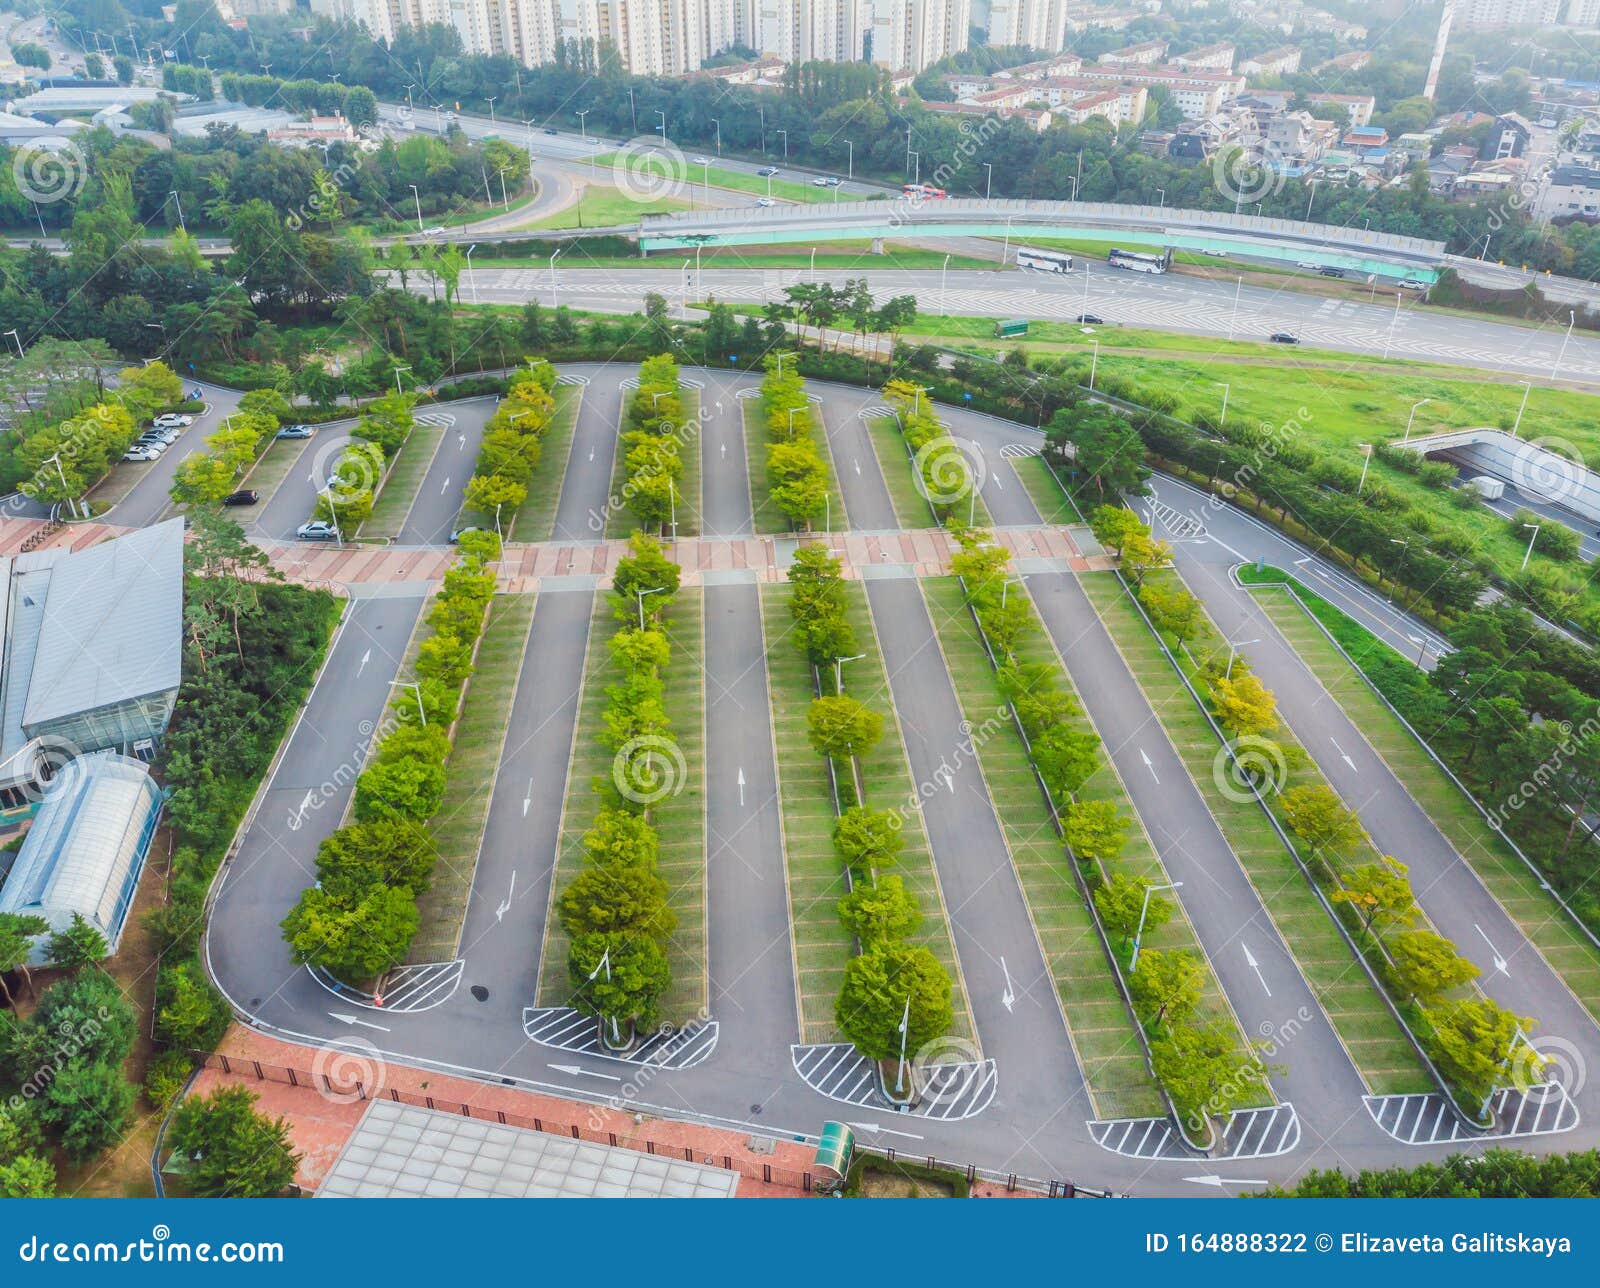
top-left (494, 871), bottom-right (517, 923)
top-left (1000, 957), bottom-right (1015, 1013)
top-left (853, 458), bottom-right (861, 475)
top-left (1242, 944), bottom-right (1272, 997)
top-left (357, 648), bottom-right (371, 677)
top-left (522, 776), bottom-right (533, 817)
top-left (440, 475), bottom-right (451, 494)
top-left (1139, 749), bottom-right (1159, 784)
top-left (330, 1012), bottom-right (391, 1032)
top-left (1330, 737), bottom-right (1357, 771)
top-left (1183, 1175), bottom-right (1271, 1189)
top-left (548, 1064), bottom-right (622, 1082)
top-left (588, 446), bottom-right (595, 461)
top-left (737, 767), bottom-right (746, 808)
top-left (1475, 924), bottom-right (1510, 975)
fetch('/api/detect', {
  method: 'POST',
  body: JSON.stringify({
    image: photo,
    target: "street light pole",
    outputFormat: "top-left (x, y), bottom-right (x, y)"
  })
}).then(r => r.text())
top-left (895, 994), bottom-right (911, 1094)
top-left (1512, 381), bottom-right (1531, 437)
top-left (1403, 397), bottom-right (1432, 442)
top-left (409, 184), bottom-right (423, 233)
top-left (636, 585), bottom-right (665, 629)
top-left (549, 246), bottom-right (564, 307)
top-left (834, 653), bottom-right (865, 695)
top-left (2, 329), bottom-right (22, 358)
top-left (393, 365), bottom-right (411, 395)
top-left (940, 253), bottom-right (951, 316)
top-left (1357, 442), bottom-right (1373, 494)
top-left (1216, 382), bottom-right (1229, 430)
top-left (1522, 522), bottom-right (1541, 571)
top-left (1089, 339), bottom-right (1099, 391)
top-left (982, 161), bottom-right (993, 200)
top-left (1225, 635), bottom-right (1260, 680)
top-left (1130, 881), bottom-right (1183, 972)
top-left (388, 680), bottom-right (426, 726)
top-left (464, 244), bottom-right (477, 304)
top-left (1554, 310), bottom-right (1576, 380)
top-left (168, 189), bottom-right (185, 230)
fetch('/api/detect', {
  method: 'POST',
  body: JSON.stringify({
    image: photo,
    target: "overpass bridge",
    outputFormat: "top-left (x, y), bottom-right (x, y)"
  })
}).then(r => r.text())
top-left (1401, 427), bottom-right (1600, 523)
top-left (639, 197), bottom-right (1448, 282)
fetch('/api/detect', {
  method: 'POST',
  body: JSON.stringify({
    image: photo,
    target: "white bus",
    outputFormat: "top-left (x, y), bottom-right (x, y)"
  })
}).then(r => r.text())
top-left (1015, 246), bottom-right (1074, 273)
top-left (1106, 246), bottom-right (1173, 274)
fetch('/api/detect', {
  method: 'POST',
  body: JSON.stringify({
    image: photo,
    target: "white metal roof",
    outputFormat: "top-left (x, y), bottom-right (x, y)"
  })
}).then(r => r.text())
top-left (22, 519), bottom-right (183, 732)
top-left (317, 1100), bottom-right (740, 1199)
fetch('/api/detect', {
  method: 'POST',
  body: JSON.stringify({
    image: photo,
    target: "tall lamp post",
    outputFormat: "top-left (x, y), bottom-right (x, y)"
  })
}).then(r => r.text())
top-left (588, 946), bottom-right (622, 1046)
top-left (1130, 881), bottom-right (1183, 972)
top-left (1403, 397), bottom-right (1432, 442)
top-left (1511, 381), bottom-right (1532, 437)
top-left (1225, 634), bottom-right (1259, 679)
top-left (1521, 522), bottom-right (1541, 572)
top-left (834, 652), bottom-right (865, 694)
top-left (388, 679), bottom-right (426, 725)
top-left (635, 585), bottom-right (665, 629)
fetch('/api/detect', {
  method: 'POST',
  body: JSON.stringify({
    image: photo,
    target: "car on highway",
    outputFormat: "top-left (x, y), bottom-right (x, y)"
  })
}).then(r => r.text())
top-left (1398, 278), bottom-right (1429, 291)
top-left (824, 176), bottom-right (842, 186)
top-left (1076, 313), bottom-right (1105, 325)
top-left (1318, 266), bottom-right (1345, 278)
top-left (152, 413), bottom-right (193, 429)
top-left (755, 197), bottom-right (776, 207)
top-left (812, 177), bottom-right (830, 186)
top-left (422, 225), bottom-right (447, 237)
top-left (296, 520), bottom-right (339, 540)
top-left (222, 489), bottom-right (260, 506)
top-left (275, 424), bottom-right (315, 440)
top-left (757, 165), bottom-right (779, 177)
top-left (1269, 331), bottom-right (1300, 344)
top-left (1296, 260), bottom-right (1321, 270)
top-left (542, 127), bottom-right (558, 135)
top-left (691, 156), bottom-right (711, 165)
top-left (123, 446), bottom-right (162, 463)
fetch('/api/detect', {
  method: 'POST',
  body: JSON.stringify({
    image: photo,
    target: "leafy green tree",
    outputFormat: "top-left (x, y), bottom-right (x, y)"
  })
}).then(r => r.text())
top-left (1332, 857), bottom-right (1416, 936)
top-left (1281, 784), bottom-right (1364, 860)
top-left (1390, 929), bottom-right (1480, 1004)
top-left (1422, 998), bottom-right (1535, 1109)
top-left (610, 532), bottom-right (681, 623)
top-left (1094, 872), bottom-right (1171, 946)
top-left (281, 884), bottom-right (419, 984)
top-left (154, 959), bottom-right (232, 1051)
top-left (46, 914), bottom-right (108, 968)
top-left (1064, 800), bottom-right (1129, 864)
top-left (0, 913), bottom-right (48, 1007)
top-left (1129, 949), bottom-right (1204, 1028)
top-left (835, 941), bottom-right (954, 1061)
top-left (1032, 723), bottom-right (1101, 800)
top-left (567, 933), bottom-right (671, 1030)
top-left (582, 808), bottom-right (661, 868)
top-left (807, 695), bottom-right (884, 762)
top-left (1088, 506), bottom-right (1144, 557)
top-left (833, 807), bottom-right (904, 876)
top-left (353, 754), bottom-right (448, 824)
top-left (0, 1152), bottom-right (55, 1197)
top-left (1210, 672), bottom-right (1280, 738)
top-left (40, 1062), bottom-right (135, 1161)
top-left (1151, 1021), bottom-right (1270, 1136)
top-left (168, 1086), bottom-right (299, 1198)
top-left (27, 969), bottom-right (135, 1067)
top-left (557, 864), bottom-right (675, 941)
top-left (313, 823), bottom-right (436, 902)
top-left (837, 875), bottom-right (923, 946)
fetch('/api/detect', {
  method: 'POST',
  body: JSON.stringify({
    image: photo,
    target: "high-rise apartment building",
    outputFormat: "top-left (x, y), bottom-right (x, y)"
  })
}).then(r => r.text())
top-left (311, 0), bottom-right (966, 73)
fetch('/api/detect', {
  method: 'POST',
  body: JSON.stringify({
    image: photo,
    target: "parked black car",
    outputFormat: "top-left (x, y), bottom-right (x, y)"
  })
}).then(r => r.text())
top-left (222, 489), bottom-right (260, 506)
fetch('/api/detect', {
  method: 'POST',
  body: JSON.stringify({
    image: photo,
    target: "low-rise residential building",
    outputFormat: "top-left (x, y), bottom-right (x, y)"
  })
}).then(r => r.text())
top-left (1538, 163), bottom-right (1600, 221)
top-left (1170, 42), bottom-right (1235, 70)
top-left (1482, 112), bottom-right (1534, 160)
top-left (1306, 91), bottom-right (1375, 128)
top-left (267, 115), bottom-right (357, 146)
top-left (1315, 49), bottom-right (1371, 74)
top-left (1101, 40), bottom-right (1169, 65)
top-left (1240, 45), bottom-right (1302, 76)
top-left (1266, 110), bottom-right (1337, 164)
top-left (1071, 63), bottom-right (1245, 118)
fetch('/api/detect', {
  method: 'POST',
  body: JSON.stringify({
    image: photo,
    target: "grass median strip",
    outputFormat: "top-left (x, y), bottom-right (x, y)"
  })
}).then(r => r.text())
top-left (1011, 455), bottom-right (1082, 526)
top-left (409, 593), bottom-right (537, 962)
top-left (1081, 571), bottom-right (1433, 1096)
top-left (759, 582), bottom-right (973, 1043)
top-left (744, 388), bottom-right (847, 537)
top-left (604, 387), bottom-right (701, 539)
top-left (921, 577), bottom-right (1173, 1119)
top-left (362, 422), bottom-right (447, 540)
top-left (1246, 575), bottom-right (1600, 1018)
top-left (537, 590), bottom-right (707, 1021)
top-left (509, 383), bottom-right (581, 541)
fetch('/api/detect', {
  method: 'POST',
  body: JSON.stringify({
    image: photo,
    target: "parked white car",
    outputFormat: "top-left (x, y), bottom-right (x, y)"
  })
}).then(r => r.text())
top-left (152, 413), bottom-right (193, 429)
top-left (123, 446), bottom-right (161, 462)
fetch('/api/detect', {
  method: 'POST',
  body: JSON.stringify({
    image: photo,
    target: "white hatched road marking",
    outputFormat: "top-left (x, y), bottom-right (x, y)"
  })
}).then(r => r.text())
top-left (789, 1043), bottom-right (997, 1121)
top-left (556, 372), bottom-right (590, 386)
top-left (414, 411), bottom-right (457, 428)
top-left (521, 1005), bottom-right (720, 1069)
top-left (1087, 1103), bottom-right (1301, 1161)
top-left (305, 960), bottom-right (464, 1013)
top-left (1363, 1084), bottom-right (1579, 1145)
top-left (1000, 442), bottom-right (1043, 459)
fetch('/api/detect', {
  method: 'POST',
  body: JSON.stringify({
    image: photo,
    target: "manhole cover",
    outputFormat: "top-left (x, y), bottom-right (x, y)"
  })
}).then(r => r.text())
top-left (749, 1103), bottom-right (763, 1115)
top-left (470, 985), bottom-right (488, 1002)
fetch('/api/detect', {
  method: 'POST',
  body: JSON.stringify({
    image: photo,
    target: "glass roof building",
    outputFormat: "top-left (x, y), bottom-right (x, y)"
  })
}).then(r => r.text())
top-left (0, 750), bottom-right (163, 961)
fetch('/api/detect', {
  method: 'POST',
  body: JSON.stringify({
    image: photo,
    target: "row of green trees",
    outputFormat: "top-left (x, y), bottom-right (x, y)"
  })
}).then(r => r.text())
top-left (619, 354), bottom-right (687, 534)
top-left (882, 378), bottom-right (979, 528)
top-left (17, 360), bottom-right (185, 512)
top-left (217, 72), bottom-right (379, 127)
top-left (557, 533), bottom-right (685, 1036)
top-left (758, 355), bottom-right (830, 530)
top-left (784, 545), bottom-right (956, 1069)
top-left (461, 358), bottom-right (558, 527)
top-left (1094, 509), bottom-right (1537, 1115)
top-left (279, 530), bottom-right (501, 983)
top-left (310, 391), bottom-right (418, 531)
top-left (170, 388), bottom-right (290, 507)
top-left (947, 524), bottom-right (1267, 1137)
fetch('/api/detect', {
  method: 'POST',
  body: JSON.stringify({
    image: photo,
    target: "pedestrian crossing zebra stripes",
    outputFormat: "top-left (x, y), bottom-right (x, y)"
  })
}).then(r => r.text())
top-left (521, 1006), bottom-right (720, 1069)
top-left (1088, 1104), bottom-right (1301, 1161)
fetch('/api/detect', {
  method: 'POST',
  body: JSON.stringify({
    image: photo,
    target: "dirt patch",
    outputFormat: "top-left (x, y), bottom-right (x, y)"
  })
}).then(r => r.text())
top-left (858, 1166), bottom-right (957, 1198)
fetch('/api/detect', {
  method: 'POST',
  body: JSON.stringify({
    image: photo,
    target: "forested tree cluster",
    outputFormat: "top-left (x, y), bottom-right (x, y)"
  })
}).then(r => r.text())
top-left (783, 546), bottom-right (954, 1066)
top-left (1270, 1148), bottom-right (1600, 1197)
top-left (167, 1085), bottom-right (299, 1197)
top-left (758, 354), bottom-right (830, 529)
top-left (281, 530), bottom-right (499, 983)
top-left (218, 72), bottom-right (378, 126)
top-left (556, 533), bottom-right (684, 1035)
top-left (463, 357), bottom-right (557, 523)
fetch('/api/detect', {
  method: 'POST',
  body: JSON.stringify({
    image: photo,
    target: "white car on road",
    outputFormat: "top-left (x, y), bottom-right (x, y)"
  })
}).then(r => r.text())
top-left (152, 413), bottom-right (193, 429)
